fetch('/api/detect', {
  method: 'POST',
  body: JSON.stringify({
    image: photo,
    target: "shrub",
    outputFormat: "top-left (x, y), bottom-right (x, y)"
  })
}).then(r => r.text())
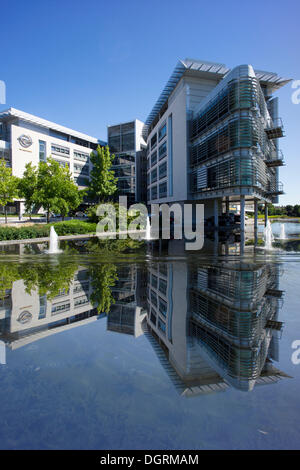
top-left (52, 220), bottom-right (96, 236)
top-left (0, 225), bottom-right (49, 241)
top-left (0, 220), bottom-right (97, 241)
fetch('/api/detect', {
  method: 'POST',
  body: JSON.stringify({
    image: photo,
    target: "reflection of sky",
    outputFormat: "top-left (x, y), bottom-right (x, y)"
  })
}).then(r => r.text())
top-left (0, 255), bottom-right (300, 450)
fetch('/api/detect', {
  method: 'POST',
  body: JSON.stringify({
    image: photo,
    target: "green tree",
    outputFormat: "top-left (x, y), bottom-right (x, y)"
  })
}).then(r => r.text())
top-left (0, 159), bottom-right (19, 223)
top-left (18, 162), bottom-right (38, 220)
top-left (34, 158), bottom-right (82, 223)
top-left (56, 165), bottom-right (83, 220)
top-left (89, 145), bottom-right (118, 202)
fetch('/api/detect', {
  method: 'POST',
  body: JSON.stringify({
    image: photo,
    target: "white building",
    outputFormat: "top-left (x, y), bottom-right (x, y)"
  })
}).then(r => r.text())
top-left (145, 59), bottom-right (290, 232)
top-left (0, 107), bottom-right (106, 214)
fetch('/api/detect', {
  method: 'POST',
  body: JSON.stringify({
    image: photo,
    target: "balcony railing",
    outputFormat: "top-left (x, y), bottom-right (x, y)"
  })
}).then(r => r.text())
top-left (265, 181), bottom-right (284, 196)
top-left (264, 149), bottom-right (285, 167)
top-left (265, 118), bottom-right (284, 139)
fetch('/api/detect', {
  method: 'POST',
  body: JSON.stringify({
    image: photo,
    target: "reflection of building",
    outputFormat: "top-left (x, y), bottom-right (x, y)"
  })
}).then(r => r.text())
top-left (0, 268), bottom-right (100, 350)
top-left (107, 120), bottom-right (147, 203)
top-left (0, 261), bottom-right (290, 397)
top-left (108, 265), bottom-right (147, 337)
top-left (145, 260), bottom-right (290, 395)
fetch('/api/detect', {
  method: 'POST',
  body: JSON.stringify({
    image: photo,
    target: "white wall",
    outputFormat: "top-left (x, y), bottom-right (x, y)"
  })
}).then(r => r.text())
top-left (10, 122), bottom-right (94, 187)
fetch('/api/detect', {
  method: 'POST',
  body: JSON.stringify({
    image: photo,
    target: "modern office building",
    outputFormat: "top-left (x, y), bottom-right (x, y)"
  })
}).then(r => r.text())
top-left (145, 59), bottom-right (290, 235)
top-left (107, 120), bottom-right (147, 203)
top-left (0, 107), bottom-right (106, 214)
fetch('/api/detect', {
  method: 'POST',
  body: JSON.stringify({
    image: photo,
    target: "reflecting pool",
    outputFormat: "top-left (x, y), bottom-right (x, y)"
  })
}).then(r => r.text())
top-left (0, 239), bottom-right (300, 449)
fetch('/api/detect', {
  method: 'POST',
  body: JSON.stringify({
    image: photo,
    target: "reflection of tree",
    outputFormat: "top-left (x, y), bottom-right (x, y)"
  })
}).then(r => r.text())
top-left (0, 264), bottom-right (20, 299)
top-left (19, 260), bottom-right (79, 300)
top-left (0, 258), bottom-right (78, 300)
top-left (0, 257), bottom-right (118, 314)
top-left (89, 263), bottom-right (118, 313)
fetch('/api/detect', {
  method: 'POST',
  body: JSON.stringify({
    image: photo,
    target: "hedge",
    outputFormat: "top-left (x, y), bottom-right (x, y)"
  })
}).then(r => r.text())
top-left (0, 220), bottom-right (97, 241)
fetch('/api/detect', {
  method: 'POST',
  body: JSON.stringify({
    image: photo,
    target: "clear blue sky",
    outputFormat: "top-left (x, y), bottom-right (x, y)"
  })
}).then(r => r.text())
top-left (1, 0), bottom-right (299, 204)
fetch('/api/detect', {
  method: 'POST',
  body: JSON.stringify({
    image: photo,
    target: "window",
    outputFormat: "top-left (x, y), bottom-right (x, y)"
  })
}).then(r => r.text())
top-left (54, 159), bottom-right (68, 168)
top-left (159, 297), bottom-right (167, 317)
top-left (51, 302), bottom-right (70, 315)
top-left (151, 151), bottom-right (157, 167)
top-left (50, 129), bottom-right (69, 141)
top-left (150, 310), bottom-right (157, 326)
top-left (151, 168), bottom-right (157, 184)
top-left (70, 137), bottom-right (89, 147)
top-left (159, 182), bottom-right (167, 198)
top-left (51, 144), bottom-right (70, 157)
top-left (74, 151), bottom-right (89, 162)
top-left (159, 161), bottom-right (167, 179)
top-left (74, 296), bottom-right (89, 308)
top-left (151, 185), bottom-right (157, 200)
top-left (38, 295), bottom-right (47, 319)
top-left (151, 133), bottom-right (157, 150)
top-left (158, 318), bottom-right (166, 335)
top-left (159, 278), bottom-right (167, 296)
top-left (151, 274), bottom-right (158, 288)
top-left (158, 123), bottom-right (167, 141)
top-left (158, 141), bottom-right (167, 160)
top-left (39, 140), bottom-right (46, 162)
top-left (150, 289), bottom-right (157, 307)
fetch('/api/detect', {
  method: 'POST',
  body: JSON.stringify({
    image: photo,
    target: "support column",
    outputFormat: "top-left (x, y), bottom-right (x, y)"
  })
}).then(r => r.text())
top-left (214, 198), bottom-right (219, 230)
top-left (240, 196), bottom-right (245, 253)
top-left (18, 201), bottom-right (25, 221)
top-left (225, 197), bottom-right (229, 215)
top-left (254, 200), bottom-right (258, 245)
top-left (264, 203), bottom-right (268, 227)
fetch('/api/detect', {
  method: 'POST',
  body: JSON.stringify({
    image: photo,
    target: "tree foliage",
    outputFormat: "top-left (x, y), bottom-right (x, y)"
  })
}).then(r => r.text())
top-left (89, 145), bottom-right (118, 202)
top-left (0, 159), bottom-right (19, 223)
top-left (18, 162), bottom-right (38, 219)
top-left (34, 158), bottom-right (83, 222)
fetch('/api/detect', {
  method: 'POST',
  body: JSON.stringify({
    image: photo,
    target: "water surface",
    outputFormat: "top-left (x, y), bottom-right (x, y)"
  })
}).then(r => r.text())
top-left (0, 239), bottom-right (299, 450)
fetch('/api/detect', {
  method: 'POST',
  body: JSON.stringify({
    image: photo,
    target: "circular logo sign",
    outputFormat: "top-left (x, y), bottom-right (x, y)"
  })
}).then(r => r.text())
top-left (17, 311), bottom-right (32, 324)
top-left (18, 134), bottom-right (33, 148)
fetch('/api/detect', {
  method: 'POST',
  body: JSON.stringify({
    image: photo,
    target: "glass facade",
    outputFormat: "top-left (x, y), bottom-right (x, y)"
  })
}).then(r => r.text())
top-left (189, 74), bottom-right (281, 201)
top-left (108, 122), bottom-right (137, 202)
top-left (39, 140), bottom-right (46, 162)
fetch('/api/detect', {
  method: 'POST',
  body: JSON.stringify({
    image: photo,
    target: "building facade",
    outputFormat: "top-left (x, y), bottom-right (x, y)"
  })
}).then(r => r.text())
top-left (145, 59), bottom-right (290, 233)
top-left (107, 119), bottom-right (147, 203)
top-left (0, 107), bottom-right (106, 214)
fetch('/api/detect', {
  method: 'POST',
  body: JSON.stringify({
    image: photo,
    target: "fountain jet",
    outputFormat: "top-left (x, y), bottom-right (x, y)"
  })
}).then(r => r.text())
top-left (263, 220), bottom-right (274, 250)
top-left (45, 226), bottom-right (62, 254)
top-left (280, 223), bottom-right (286, 240)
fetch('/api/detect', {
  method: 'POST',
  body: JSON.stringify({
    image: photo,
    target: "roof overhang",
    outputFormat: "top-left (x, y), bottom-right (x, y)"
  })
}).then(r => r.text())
top-left (0, 107), bottom-right (105, 145)
top-left (145, 58), bottom-right (291, 128)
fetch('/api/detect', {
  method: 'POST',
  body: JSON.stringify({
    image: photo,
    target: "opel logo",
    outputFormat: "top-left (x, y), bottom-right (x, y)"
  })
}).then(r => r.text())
top-left (18, 134), bottom-right (33, 148)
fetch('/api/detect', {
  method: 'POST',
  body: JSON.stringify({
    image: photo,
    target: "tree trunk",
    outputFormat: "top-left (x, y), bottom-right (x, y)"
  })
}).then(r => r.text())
top-left (4, 205), bottom-right (7, 224)
top-left (47, 210), bottom-right (50, 224)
